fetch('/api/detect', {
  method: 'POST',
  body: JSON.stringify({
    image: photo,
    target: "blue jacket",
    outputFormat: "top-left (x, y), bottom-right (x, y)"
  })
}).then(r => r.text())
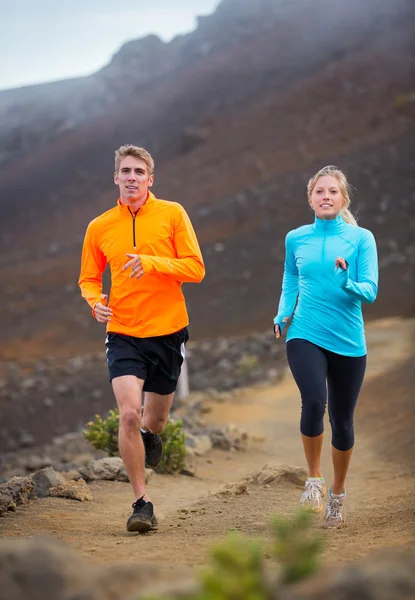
top-left (274, 214), bottom-right (378, 356)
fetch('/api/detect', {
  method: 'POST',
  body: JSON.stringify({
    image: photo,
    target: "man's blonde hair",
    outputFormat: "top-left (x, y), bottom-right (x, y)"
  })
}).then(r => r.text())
top-left (307, 165), bottom-right (358, 226)
top-left (114, 144), bottom-right (155, 176)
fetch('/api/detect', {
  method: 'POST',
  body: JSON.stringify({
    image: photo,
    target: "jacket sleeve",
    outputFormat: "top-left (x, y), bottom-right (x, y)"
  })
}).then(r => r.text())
top-left (140, 205), bottom-right (205, 283)
top-left (336, 229), bottom-right (378, 303)
top-left (273, 232), bottom-right (299, 332)
top-left (78, 222), bottom-right (107, 310)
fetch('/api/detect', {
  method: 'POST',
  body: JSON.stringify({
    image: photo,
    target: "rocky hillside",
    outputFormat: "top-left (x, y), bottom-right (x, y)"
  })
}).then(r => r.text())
top-left (0, 0), bottom-right (414, 360)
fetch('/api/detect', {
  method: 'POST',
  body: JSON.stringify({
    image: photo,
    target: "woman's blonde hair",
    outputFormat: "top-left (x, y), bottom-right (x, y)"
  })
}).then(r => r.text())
top-left (307, 165), bottom-right (358, 226)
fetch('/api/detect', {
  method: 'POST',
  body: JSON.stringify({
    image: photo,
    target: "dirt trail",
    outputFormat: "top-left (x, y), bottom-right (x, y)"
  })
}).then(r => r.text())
top-left (1, 318), bottom-right (414, 583)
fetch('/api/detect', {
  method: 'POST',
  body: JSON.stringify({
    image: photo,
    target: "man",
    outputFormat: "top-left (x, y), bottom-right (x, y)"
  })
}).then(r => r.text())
top-left (79, 145), bottom-right (205, 533)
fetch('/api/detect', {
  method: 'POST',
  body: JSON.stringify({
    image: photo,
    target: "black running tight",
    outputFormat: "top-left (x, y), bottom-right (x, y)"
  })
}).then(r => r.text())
top-left (286, 338), bottom-right (367, 451)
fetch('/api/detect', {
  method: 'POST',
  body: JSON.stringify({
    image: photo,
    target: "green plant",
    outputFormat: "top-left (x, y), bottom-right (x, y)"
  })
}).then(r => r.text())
top-left (84, 409), bottom-right (120, 457)
top-left (235, 354), bottom-right (259, 377)
top-left (272, 508), bottom-right (324, 584)
top-left (83, 410), bottom-right (186, 474)
top-left (144, 511), bottom-right (325, 599)
top-left (197, 532), bottom-right (268, 600)
top-left (145, 532), bottom-right (268, 600)
top-left (157, 418), bottom-right (187, 474)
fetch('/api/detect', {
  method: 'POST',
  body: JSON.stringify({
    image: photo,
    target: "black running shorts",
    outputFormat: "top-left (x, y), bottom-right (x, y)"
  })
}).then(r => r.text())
top-left (105, 328), bottom-right (189, 395)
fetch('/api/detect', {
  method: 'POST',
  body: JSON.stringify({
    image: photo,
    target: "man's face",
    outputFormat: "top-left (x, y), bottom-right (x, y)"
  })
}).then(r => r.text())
top-left (114, 156), bottom-right (154, 204)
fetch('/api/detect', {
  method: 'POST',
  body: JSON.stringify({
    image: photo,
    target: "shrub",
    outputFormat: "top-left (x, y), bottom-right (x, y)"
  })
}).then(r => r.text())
top-left (197, 532), bottom-right (268, 600)
top-left (84, 409), bottom-right (120, 457)
top-left (145, 509), bottom-right (324, 599)
top-left (157, 418), bottom-right (187, 474)
top-left (83, 410), bottom-right (186, 474)
top-left (272, 508), bottom-right (324, 584)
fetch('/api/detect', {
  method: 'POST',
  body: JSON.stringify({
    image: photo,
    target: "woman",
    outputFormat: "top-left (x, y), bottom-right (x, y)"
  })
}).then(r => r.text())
top-left (274, 165), bottom-right (378, 528)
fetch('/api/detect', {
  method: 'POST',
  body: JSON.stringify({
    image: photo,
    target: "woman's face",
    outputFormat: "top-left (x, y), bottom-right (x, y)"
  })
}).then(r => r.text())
top-left (309, 175), bottom-right (345, 220)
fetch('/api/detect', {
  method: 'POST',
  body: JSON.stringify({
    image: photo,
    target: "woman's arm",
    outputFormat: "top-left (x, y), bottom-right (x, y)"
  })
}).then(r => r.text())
top-left (335, 229), bottom-right (378, 304)
top-left (274, 232), bottom-right (299, 334)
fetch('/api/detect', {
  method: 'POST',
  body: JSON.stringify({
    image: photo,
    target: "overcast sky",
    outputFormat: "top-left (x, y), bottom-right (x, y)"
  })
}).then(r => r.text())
top-left (1, 0), bottom-right (220, 91)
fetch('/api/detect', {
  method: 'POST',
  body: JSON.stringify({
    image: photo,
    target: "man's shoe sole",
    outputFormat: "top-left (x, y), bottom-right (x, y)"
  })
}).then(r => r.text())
top-left (127, 516), bottom-right (158, 533)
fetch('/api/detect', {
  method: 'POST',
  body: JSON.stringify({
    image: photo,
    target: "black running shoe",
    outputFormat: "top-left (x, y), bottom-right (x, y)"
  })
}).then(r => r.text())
top-left (141, 430), bottom-right (163, 468)
top-left (126, 497), bottom-right (158, 533)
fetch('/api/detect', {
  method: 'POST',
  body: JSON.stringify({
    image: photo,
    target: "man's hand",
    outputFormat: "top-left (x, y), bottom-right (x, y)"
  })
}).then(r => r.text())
top-left (123, 253), bottom-right (145, 279)
top-left (335, 256), bottom-right (348, 270)
top-left (94, 294), bottom-right (112, 323)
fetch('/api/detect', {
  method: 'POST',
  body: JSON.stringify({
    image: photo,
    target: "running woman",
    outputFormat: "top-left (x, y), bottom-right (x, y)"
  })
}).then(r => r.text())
top-left (79, 145), bottom-right (205, 533)
top-left (274, 165), bottom-right (378, 528)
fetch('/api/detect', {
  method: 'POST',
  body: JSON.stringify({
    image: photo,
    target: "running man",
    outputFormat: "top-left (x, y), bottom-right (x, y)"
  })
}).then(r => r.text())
top-left (79, 145), bottom-right (205, 533)
top-left (274, 165), bottom-right (378, 528)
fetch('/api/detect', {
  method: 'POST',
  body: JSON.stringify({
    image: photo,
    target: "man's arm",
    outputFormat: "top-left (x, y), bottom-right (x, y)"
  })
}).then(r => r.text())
top-left (78, 223), bottom-right (108, 312)
top-left (126, 205), bottom-right (205, 283)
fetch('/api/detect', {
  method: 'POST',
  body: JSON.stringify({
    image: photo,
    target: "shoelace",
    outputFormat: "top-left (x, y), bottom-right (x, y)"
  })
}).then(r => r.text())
top-left (326, 496), bottom-right (344, 520)
top-left (304, 480), bottom-right (324, 500)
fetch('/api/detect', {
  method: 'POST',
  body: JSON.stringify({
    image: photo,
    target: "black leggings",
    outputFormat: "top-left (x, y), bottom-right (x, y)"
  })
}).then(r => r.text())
top-left (286, 339), bottom-right (367, 451)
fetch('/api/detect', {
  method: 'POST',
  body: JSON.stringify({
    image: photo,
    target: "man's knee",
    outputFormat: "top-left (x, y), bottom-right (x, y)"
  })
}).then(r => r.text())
top-left (120, 408), bottom-right (142, 433)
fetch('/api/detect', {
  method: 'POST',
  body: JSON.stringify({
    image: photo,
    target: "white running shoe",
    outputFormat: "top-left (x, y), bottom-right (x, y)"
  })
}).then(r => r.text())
top-left (324, 489), bottom-right (346, 529)
top-left (300, 478), bottom-right (326, 512)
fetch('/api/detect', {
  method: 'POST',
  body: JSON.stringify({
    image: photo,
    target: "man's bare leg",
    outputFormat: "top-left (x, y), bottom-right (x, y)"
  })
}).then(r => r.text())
top-left (112, 375), bottom-right (149, 500)
top-left (142, 391), bottom-right (175, 433)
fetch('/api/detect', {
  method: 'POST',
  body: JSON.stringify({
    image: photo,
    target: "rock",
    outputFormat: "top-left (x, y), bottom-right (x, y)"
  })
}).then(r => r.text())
top-left (19, 431), bottom-right (35, 448)
top-left (212, 480), bottom-right (249, 497)
top-left (0, 476), bottom-right (34, 516)
top-left (0, 536), bottom-right (157, 600)
top-left (209, 425), bottom-right (249, 452)
top-left (209, 429), bottom-right (232, 451)
top-left (24, 455), bottom-right (53, 472)
top-left (30, 467), bottom-right (66, 498)
top-left (79, 457), bottom-right (153, 483)
top-left (49, 479), bottom-right (93, 501)
top-left (61, 470), bottom-right (83, 481)
top-left (185, 433), bottom-right (212, 456)
top-left (279, 549), bottom-right (415, 599)
top-left (245, 464), bottom-right (307, 487)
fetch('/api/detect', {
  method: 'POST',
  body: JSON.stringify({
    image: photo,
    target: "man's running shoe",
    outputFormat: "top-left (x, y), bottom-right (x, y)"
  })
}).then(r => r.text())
top-left (300, 478), bottom-right (326, 512)
top-left (141, 430), bottom-right (163, 468)
top-left (126, 496), bottom-right (158, 533)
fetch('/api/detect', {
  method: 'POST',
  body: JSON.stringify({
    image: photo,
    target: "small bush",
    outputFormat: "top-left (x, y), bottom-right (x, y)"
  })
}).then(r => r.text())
top-left (83, 410), bottom-right (186, 474)
top-left (84, 409), bottom-right (119, 457)
top-left (197, 532), bottom-right (268, 600)
top-left (272, 508), bottom-right (324, 584)
top-left (145, 510), bottom-right (324, 599)
top-left (157, 418), bottom-right (187, 474)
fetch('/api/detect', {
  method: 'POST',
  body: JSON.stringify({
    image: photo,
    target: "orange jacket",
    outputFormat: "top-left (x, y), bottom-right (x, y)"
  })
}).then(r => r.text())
top-left (79, 192), bottom-right (205, 337)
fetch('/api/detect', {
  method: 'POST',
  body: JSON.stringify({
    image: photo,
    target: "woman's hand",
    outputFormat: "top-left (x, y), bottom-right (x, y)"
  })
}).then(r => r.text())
top-left (275, 316), bottom-right (289, 339)
top-left (335, 256), bottom-right (348, 270)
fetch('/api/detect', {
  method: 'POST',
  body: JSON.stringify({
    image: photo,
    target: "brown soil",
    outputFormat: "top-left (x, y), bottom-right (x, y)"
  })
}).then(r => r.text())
top-left (0, 318), bottom-right (414, 585)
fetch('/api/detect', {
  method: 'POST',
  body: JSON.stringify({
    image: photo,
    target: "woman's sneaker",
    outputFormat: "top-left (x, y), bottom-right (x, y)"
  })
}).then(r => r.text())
top-left (324, 489), bottom-right (346, 529)
top-left (300, 478), bottom-right (326, 512)
top-left (126, 497), bottom-right (158, 533)
top-left (141, 430), bottom-right (163, 468)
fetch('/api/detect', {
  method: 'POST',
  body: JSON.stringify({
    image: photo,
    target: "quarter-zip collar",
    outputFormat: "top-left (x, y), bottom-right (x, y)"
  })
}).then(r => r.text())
top-left (117, 190), bottom-right (157, 216)
top-left (313, 213), bottom-right (345, 235)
